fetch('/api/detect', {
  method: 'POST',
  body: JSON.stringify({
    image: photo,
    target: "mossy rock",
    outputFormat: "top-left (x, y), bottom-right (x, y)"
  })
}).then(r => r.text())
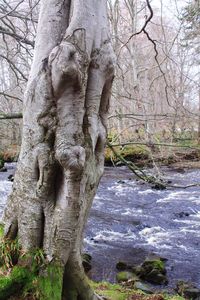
top-left (137, 257), bottom-right (168, 285)
top-left (142, 258), bottom-right (166, 274)
top-left (116, 271), bottom-right (139, 283)
top-left (143, 271), bottom-right (168, 285)
top-left (132, 265), bottom-right (143, 276)
top-left (134, 281), bottom-right (154, 294)
top-left (176, 281), bottom-right (200, 299)
top-left (0, 157), bottom-right (4, 170)
top-left (0, 166), bottom-right (7, 172)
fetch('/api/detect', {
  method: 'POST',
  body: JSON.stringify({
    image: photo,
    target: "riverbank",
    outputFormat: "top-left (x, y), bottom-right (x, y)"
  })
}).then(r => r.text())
top-left (2, 143), bottom-right (200, 192)
top-left (92, 281), bottom-right (184, 300)
top-left (105, 143), bottom-right (200, 170)
top-left (1, 142), bottom-right (200, 171)
top-left (0, 225), bottom-right (186, 300)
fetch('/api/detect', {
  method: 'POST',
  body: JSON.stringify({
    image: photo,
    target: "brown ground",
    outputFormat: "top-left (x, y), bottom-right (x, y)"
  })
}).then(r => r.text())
top-left (128, 295), bottom-right (164, 300)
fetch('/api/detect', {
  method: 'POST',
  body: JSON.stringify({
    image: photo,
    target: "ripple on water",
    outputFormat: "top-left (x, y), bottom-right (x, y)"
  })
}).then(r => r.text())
top-left (156, 190), bottom-right (194, 203)
top-left (121, 208), bottom-right (143, 216)
top-left (90, 229), bottom-right (136, 243)
top-left (138, 226), bottom-right (172, 249)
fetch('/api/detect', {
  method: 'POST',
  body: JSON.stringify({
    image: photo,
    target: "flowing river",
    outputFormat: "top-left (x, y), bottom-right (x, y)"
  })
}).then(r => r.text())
top-left (0, 163), bottom-right (200, 289)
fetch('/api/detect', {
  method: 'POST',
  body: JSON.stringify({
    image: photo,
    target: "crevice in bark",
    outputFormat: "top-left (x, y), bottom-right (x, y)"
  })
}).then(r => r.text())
top-left (4, 217), bottom-right (18, 240)
top-left (35, 164), bottom-right (40, 182)
top-left (99, 77), bottom-right (114, 127)
top-left (40, 210), bottom-right (45, 248)
top-left (54, 163), bottom-right (64, 200)
top-left (95, 135), bottom-right (103, 156)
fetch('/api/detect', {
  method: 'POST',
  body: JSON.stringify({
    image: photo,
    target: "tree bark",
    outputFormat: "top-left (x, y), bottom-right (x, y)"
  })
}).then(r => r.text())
top-left (2, 1), bottom-right (115, 299)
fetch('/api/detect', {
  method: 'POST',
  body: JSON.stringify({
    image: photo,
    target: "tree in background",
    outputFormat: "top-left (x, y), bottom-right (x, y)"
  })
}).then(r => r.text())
top-left (182, 0), bottom-right (200, 142)
top-left (182, 0), bottom-right (200, 62)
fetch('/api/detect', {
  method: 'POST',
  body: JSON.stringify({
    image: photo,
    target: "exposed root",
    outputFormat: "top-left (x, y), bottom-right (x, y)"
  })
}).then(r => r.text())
top-left (93, 293), bottom-right (108, 300)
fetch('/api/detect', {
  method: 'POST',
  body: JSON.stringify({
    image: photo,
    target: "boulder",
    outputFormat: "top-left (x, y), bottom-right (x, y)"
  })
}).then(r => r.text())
top-left (138, 257), bottom-right (168, 285)
top-left (8, 174), bottom-right (14, 182)
top-left (142, 257), bottom-right (166, 273)
top-left (134, 281), bottom-right (153, 294)
top-left (143, 270), bottom-right (168, 285)
top-left (131, 265), bottom-right (143, 276)
top-left (176, 281), bottom-right (200, 299)
top-left (175, 212), bottom-right (190, 218)
top-left (0, 158), bottom-right (4, 170)
top-left (116, 261), bottom-right (128, 271)
top-left (0, 167), bottom-right (7, 172)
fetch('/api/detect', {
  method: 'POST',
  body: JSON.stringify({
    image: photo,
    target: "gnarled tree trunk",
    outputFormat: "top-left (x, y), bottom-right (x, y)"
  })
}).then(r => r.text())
top-left (2, 0), bottom-right (115, 299)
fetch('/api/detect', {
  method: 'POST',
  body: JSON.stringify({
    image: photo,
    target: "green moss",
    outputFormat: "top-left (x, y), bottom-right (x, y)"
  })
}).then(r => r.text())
top-left (0, 266), bottom-right (34, 300)
top-left (116, 271), bottom-right (138, 283)
top-left (141, 257), bottom-right (166, 274)
top-left (164, 296), bottom-right (185, 300)
top-left (92, 281), bottom-right (185, 300)
top-left (105, 145), bottom-right (149, 165)
top-left (0, 265), bottom-right (185, 300)
top-left (147, 259), bottom-right (164, 271)
top-left (92, 281), bottom-right (130, 300)
top-left (0, 256), bottom-right (64, 300)
top-left (0, 224), bottom-right (4, 238)
top-left (36, 263), bottom-right (63, 300)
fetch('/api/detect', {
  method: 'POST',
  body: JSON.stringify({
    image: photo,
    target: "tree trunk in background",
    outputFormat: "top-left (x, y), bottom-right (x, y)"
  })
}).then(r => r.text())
top-left (2, 0), bottom-right (115, 299)
top-left (198, 88), bottom-right (200, 144)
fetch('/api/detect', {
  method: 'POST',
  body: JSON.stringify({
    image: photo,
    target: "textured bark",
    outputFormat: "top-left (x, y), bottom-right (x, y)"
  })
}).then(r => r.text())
top-left (2, 1), bottom-right (115, 299)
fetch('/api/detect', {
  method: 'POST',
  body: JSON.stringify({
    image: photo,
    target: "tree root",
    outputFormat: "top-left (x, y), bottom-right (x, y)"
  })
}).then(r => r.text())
top-left (93, 292), bottom-right (108, 300)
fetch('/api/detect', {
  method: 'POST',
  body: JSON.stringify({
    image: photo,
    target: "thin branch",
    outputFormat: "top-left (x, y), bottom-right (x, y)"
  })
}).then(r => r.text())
top-left (107, 140), bottom-right (166, 189)
top-left (0, 113), bottom-right (23, 120)
top-left (0, 25), bottom-right (34, 47)
top-left (0, 92), bottom-right (23, 102)
top-left (120, 0), bottom-right (154, 51)
top-left (0, 54), bottom-right (28, 81)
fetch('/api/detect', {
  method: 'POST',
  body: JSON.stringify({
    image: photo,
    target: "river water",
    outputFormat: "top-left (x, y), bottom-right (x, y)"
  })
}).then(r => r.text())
top-left (0, 163), bottom-right (200, 289)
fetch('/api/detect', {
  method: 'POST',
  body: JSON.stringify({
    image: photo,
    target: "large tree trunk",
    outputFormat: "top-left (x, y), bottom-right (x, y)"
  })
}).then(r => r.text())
top-left (2, 0), bottom-right (115, 299)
